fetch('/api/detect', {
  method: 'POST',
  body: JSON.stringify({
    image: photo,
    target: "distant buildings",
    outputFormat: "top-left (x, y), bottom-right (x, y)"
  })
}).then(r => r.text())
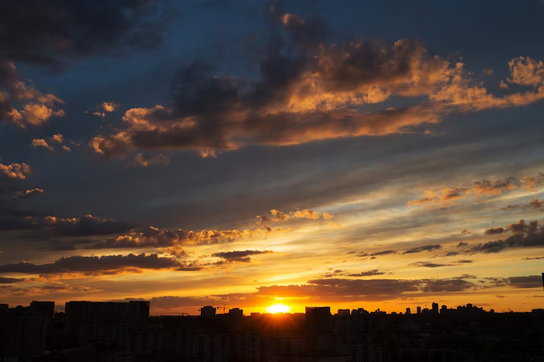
top-left (0, 299), bottom-right (543, 361)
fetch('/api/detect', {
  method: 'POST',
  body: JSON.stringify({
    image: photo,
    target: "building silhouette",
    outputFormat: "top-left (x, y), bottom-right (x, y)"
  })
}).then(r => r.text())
top-left (0, 299), bottom-right (543, 361)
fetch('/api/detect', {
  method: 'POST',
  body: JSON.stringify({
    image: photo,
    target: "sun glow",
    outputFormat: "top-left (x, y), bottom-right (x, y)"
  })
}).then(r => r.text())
top-left (267, 303), bottom-right (290, 314)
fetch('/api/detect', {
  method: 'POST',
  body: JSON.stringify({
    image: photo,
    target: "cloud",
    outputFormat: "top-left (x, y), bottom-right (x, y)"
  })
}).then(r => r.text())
top-left (370, 250), bottom-right (396, 257)
top-left (31, 139), bottom-right (54, 152)
top-left (0, 187), bottom-right (44, 204)
top-left (211, 250), bottom-right (273, 263)
top-left (260, 276), bottom-right (476, 299)
top-left (0, 0), bottom-right (170, 65)
top-left (0, 161), bottom-right (31, 179)
top-left (472, 178), bottom-right (517, 196)
top-left (507, 275), bottom-right (542, 289)
top-left (495, 295), bottom-right (505, 299)
top-left (31, 134), bottom-right (71, 153)
top-left (125, 153), bottom-right (171, 167)
top-left (268, 209), bottom-right (334, 222)
top-left (409, 177), bottom-right (518, 208)
top-left (408, 188), bottom-right (472, 207)
top-left (403, 244), bottom-right (442, 254)
top-left (121, 273), bottom-right (538, 312)
top-left (101, 102), bottom-right (118, 113)
top-left (523, 256), bottom-right (544, 260)
top-left (0, 277), bottom-right (25, 284)
top-left (0, 214), bottom-right (134, 238)
top-left (485, 227), bottom-right (505, 235)
top-left (521, 173), bottom-right (544, 191)
top-left (0, 61), bottom-right (64, 127)
top-left (410, 261), bottom-right (453, 268)
top-left (0, 283), bottom-right (98, 296)
top-left (50, 134), bottom-right (64, 144)
top-left (10, 188), bottom-right (44, 201)
top-left (502, 198), bottom-right (544, 211)
top-left (0, 253), bottom-right (184, 275)
top-left (79, 225), bottom-right (275, 251)
top-left (469, 220), bottom-right (544, 254)
top-left (345, 269), bottom-right (385, 277)
top-left (453, 274), bottom-right (477, 280)
top-left (89, 21), bottom-right (544, 160)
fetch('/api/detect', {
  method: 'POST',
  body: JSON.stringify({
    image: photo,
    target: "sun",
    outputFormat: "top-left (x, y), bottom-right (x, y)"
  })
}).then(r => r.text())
top-left (267, 303), bottom-right (290, 314)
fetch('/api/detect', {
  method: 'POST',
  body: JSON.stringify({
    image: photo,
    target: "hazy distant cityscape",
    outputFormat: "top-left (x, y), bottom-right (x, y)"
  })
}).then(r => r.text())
top-left (1, 299), bottom-right (543, 362)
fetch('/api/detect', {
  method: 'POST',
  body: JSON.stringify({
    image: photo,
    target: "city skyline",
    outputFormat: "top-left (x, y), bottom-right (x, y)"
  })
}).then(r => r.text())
top-left (2, 0), bottom-right (544, 316)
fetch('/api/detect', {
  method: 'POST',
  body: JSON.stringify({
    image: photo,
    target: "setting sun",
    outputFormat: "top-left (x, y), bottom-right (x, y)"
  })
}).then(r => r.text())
top-left (267, 304), bottom-right (290, 314)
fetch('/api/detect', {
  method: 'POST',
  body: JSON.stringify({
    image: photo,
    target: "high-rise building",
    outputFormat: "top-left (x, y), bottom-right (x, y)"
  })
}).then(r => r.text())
top-left (406, 307), bottom-right (411, 315)
top-left (432, 302), bottom-right (439, 314)
top-left (441, 305), bottom-right (447, 314)
top-left (201, 305), bottom-right (217, 317)
top-left (0, 302), bottom-right (53, 357)
top-left (416, 306), bottom-right (421, 314)
top-left (229, 308), bottom-right (244, 331)
top-left (305, 307), bottom-right (332, 333)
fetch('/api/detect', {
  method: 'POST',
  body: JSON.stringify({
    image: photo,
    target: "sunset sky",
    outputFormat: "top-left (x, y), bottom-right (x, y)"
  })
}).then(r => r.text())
top-left (0, 0), bottom-right (544, 315)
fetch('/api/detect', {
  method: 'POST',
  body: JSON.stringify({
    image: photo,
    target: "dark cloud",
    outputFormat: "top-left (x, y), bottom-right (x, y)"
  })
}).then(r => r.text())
top-left (403, 244), bottom-right (442, 254)
top-left (507, 275), bottom-right (542, 289)
top-left (457, 242), bottom-right (468, 248)
top-left (454, 260), bottom-right (473, 264)
top-left (0, 187), bottom-right (43, 204)
top-left (0, 0), bottom-right (171, 65)
top-left (0, 253), bottom-right (182, 275)
top-left (410, 261), bottom-right (453, 268)
top-left (452, 274), bottom-right (477, 280)
top-left (470, 220), bottom-right (544, 254)
top-left (419, 279), bottom-right (474, 293)
top-left (485, 227), bottom-right (505, 235)
top-left (502, 198), bottom-right (544, 211)
top-left (0, 277), bottom-right (24, 284)
top-left (523, 256), bottom-right (544, 260)
top-left (370, 250), bottom-right (396, 256)
top-left (0, 283), bottom-right (97, 296)
top-left (345, 269), bottom-right (385, 277)
top-left (12, 214), bottom-right (135, 237)
top-left (211, 250), bottom-right (273, 263)
top-left (280, 14), bottom-right (328, 48)
top-left (260, 276), bottom-right (476, 300)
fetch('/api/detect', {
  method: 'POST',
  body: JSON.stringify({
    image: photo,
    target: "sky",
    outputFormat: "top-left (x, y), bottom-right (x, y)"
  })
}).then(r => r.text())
top-left (0, 0), bottom-right (544, 315)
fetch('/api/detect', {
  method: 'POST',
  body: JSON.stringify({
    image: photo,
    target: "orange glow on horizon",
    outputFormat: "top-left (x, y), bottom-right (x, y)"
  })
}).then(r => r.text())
top-left (266, 303), bottom-right (290, 314)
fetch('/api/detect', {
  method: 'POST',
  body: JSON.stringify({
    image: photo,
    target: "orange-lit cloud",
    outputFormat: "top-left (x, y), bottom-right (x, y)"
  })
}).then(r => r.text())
top-left (31, 134), bottom-right (71, 153)
top-left (89, 29), bottom-right (544, 160)
top-left (0, 161), bottom-right (31, 179)
top-left (0, 61), bottom-right (64, 127)
top-left (409, 177), bottom-right (519, 208)
top-left (267, 209), bottom-right (334, 222)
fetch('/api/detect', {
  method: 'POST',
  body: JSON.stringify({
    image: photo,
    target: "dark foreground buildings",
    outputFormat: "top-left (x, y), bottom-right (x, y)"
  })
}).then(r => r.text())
top-left (0, 301), bottom-right (543, 362)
